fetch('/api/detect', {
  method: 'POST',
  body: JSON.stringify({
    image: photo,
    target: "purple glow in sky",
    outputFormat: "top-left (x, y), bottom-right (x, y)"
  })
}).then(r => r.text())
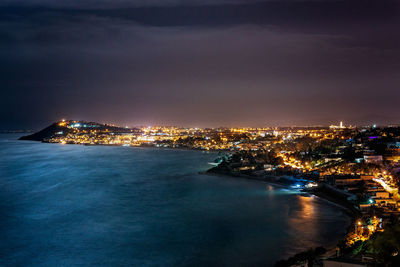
top-left (1, 0), bottom-right (399, 129)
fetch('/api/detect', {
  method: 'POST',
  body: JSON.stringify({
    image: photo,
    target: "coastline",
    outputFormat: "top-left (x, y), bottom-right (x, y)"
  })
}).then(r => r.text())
top-left (16, 136), bottom-right (353, 264)
top-left (36, 139), bottom-right (229, 153)
top-left (201, 171), bottom-right (293, 189)
top-left (201, 170), bottom-right (356, 261)
top-left (203, 169), bottom-right (358, 215)
top-left (21, 139), bottom-right (356, 233)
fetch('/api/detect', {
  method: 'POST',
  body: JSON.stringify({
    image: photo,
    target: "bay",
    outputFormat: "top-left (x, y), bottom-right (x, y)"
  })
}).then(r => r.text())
top-left (0, 134), bottom-right (350, 266)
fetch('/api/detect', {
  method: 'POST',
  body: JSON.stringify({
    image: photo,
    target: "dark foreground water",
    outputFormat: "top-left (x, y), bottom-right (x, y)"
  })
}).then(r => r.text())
top-left (0, 134), bottom-right (350, 266)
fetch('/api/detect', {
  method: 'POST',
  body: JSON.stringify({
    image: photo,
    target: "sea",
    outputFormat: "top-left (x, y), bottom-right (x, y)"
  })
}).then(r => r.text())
top-left (0, 134), bottom-right (350, 266)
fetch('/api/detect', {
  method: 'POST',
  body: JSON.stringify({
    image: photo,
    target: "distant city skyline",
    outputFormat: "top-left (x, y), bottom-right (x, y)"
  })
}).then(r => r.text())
top-left (5, 118), bottom-right (397, 132)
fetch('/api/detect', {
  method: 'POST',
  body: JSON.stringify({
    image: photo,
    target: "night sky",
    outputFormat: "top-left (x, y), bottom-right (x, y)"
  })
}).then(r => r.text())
top-left (1, 0), bottom-right (399, 130)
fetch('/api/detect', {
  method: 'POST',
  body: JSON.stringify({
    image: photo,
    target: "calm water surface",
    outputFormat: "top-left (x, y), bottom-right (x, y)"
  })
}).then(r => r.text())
top-left (0, 134), bottom-right (350, 266)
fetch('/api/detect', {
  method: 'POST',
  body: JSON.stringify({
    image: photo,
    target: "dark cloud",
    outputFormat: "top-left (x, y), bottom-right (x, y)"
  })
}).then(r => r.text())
top-left (1, 1), bottom-right (399, 47)
top-left (0, 0), bottom-right (262, 8)
top-left (1, 1), bottom-right (399, 129)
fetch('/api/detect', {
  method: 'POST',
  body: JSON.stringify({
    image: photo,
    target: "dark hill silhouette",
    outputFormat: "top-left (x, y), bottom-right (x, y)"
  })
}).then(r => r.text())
top-left (19, 121), bottom-right (137, 141)
top-left (18, 123), bottom-right (70, 141)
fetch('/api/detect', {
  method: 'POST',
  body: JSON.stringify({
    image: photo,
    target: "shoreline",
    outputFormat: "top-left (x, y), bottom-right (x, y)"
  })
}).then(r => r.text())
top-left (201, 170), bottom-right (356, 260)
top-left (201, 171), bottom-right (293, 189)
top-left (17, 136), bottom-right (355, 262)
top-left (16, 136), bottom-right (353, 263)
top-left (203, 170), bottom-right (358, 218)
top-left (203, 169), bottom-right (358, 215)
top-left (25, 139), bottom-right (229, 153)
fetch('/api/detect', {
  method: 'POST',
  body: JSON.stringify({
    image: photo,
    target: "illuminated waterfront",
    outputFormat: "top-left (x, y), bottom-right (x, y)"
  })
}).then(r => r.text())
top-left (0, 134), bottom-right (350, 266)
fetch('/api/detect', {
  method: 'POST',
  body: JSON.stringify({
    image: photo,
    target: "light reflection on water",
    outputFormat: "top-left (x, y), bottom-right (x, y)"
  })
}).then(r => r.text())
top-left (298, 195), bottom-right (316, 218)
top-left (0, 134), bottom-right (350, 266)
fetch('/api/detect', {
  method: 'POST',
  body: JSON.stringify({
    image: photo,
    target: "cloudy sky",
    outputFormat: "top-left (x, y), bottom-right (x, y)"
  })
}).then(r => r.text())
top-left (1, 0), bottom-right (399, 129)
